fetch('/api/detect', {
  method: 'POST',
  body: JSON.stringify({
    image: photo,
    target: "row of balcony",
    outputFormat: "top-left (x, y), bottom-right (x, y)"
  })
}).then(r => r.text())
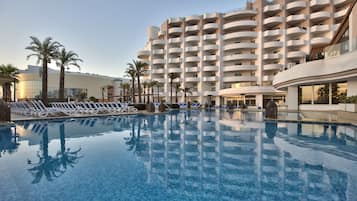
top-left (264, 0), bottom-right (342, 14)
top-left (150, 64), bottom-right (283, 75)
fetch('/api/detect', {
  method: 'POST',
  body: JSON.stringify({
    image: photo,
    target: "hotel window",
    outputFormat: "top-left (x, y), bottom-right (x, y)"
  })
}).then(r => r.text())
top-left (299, 86), bottom-right (313, 104)
top-left (313, 84), bottom-right (329, 104)
top-left (332, 82), bottom-right (347, 104)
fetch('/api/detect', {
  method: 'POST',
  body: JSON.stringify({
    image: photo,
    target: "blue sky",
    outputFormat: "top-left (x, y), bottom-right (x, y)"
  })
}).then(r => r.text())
top-left (0, 0), bottom-right (245, 77)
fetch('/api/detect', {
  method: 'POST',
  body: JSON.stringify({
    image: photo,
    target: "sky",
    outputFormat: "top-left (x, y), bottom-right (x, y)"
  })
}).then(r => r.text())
top-left (0, 0), bottom-right (245, 77)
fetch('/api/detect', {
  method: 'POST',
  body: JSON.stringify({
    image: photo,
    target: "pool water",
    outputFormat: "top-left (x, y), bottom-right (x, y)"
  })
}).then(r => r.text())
top-left (0, 110), bottom-right (357, 201)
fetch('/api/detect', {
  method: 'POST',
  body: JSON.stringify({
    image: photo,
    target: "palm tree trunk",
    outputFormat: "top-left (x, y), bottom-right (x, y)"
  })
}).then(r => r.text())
top-left (59, 66), bottom-right (65, 101)
top-left (184, 92), bottom-right (187, 103)
top-left (42, 59), bottom-right (48, 106)
top-left (137, 76), bottom-right (141, 103)
top-left (143, 86), bottom-right (146, 103)
top-left (170, 80), bottom-right (173, 104)
top-left (151, 87), bottom-right (154, 103)
top-left (175, 90), bottom-right (178, 103)
top-left (157, 86), bottom-right (159, 103)
top-left (147, 86), bottom-right (150, 104)
top-left (132, 80), bottom-right (135, 103)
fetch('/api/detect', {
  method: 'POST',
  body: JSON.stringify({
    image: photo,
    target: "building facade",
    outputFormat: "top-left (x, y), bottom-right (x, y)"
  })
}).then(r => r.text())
top-left (137, 0), bottom-right (351, 107)
top-left (16, 65), bottom-right (125, 101)
top-left (273, 0), bottom-right (357, 111)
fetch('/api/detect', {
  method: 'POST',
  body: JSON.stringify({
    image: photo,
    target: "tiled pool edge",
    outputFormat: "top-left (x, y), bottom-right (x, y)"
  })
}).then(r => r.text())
top-left (265, 118), bottom-right (357, 128)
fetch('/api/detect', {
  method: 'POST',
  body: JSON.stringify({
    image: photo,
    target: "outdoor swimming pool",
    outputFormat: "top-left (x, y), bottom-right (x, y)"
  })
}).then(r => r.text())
top-left (0, 110), bottom-right (357, 201)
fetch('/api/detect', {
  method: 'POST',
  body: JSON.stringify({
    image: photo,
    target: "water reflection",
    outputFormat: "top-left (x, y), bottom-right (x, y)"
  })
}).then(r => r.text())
top-left (0, 110), bottom-right (356, 201)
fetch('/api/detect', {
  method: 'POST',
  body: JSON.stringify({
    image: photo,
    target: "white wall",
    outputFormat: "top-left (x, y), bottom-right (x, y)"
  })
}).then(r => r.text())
top-left (347, 80), bottom-right (357, 96)
top-left (287, 86), bottom-right (298, 111)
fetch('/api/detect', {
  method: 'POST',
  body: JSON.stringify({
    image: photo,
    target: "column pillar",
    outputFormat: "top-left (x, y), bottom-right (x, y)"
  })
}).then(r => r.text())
top-left (287, 86), bottom-right (298, 111)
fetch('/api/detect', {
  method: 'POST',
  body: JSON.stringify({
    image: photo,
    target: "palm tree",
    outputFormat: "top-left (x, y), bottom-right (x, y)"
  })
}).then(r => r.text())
top-left (181, 87), bottom-right (192, 103)
top-left (56, 48), bottom-right (82, 101)
top-left (26, 36), bottom-right (62, 105)
top-left (168, 73), bottom-right (179, 104)
top-left (125, 68), bottom-right (136, 103)
top-left (142, 81), bottom-right (148, 103)
top-left (127, 60), bottom-right (147, 103)
top-left (149, 80), bottom-right (158, 103)
top-left (175, 84), bottom-right (180, 103)
top-left (0, 64), bottom-right (19, 102)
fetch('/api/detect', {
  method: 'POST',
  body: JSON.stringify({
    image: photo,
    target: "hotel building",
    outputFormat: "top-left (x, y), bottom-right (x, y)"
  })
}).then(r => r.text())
top-left (137, 0), bottom-right (352, 108)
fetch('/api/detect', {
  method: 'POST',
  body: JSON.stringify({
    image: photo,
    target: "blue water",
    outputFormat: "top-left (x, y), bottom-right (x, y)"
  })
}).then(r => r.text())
top-left (0, 110), bottom-right (357, 201)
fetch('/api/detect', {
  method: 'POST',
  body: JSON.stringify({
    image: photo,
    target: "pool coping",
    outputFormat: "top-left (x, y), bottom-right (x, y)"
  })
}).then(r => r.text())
top-left (265, 118), bottom-right (357, 127)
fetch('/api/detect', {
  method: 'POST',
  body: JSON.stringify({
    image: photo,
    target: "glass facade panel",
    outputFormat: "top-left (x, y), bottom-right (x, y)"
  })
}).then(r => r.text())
top-left (313, 84), bottom-right (329, 104)
top-left (299, 86), bottom-right (313, 104)
top-left (332, 82), bottom-right (347, 104)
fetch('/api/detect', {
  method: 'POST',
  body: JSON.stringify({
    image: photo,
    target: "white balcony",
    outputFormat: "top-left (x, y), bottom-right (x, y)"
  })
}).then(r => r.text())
top-left (264, 41), bottom-right (283, 49)
top-left (286, 14), bottom-right (306, 23)
top-left (202, 76), bottom-right (217, 82)
top-left (203, 12), bottom-right (219, 20)
top-left (224, 42), bottom-right (257, 51)
top-left (168, 17), bottom-right (183, 24)
top-left (223, 9), bottom-right (257, 19)
top-left (185, 35), bottom-right (200, 42)
top-left (168, 68), bottom-right (182, 73)
top-left (185, 56), bottom-right (200, 62)
top-left (203, 44), bottom-right (219, 51)
top-left (264, 64), bottom-right (283, 71)
top-left (223, 20), bottom-right (257, 30)
top-left (224, 65), bottom-right (257, 72)
top-left (224, 54), bottom-right (257, 61)
top-left (333, 0), bottom-right (348, 5)
top-left (152, 69), bottom-right (165, 74)
top-left (224, 31), bottom-right (257, 40)
top-left (152, 49), bottom-right (165, 55)
top-left (286, 1), bottom-right (306, 11)
top-left (137, 50), bottom-right (150, 58)
top-left (286, 27), bottom-right (306, 36)
top-left (168, 27), bottom-right (183, 34)
top-left (263, 75), bottom-right (275, 82)
top-left (203, 66), bottom-right (218, 72)
top-left (203, 34), bottom-right (217, 41)
top-left (185, 15), bottom-right (201, 22)
top-left (203, 55), bottom-right (218, 61)
top-left (185, 77), bottom-right (200, 82)
top-left (152, 39), bottom-right (165, 46)
top-left (311, 37), bottom-right (330, 45)
top-left (287, 51), bottom-right (306, 58)
top-left (264, 53), bottom-right (281, 60)
top-left (172, 78), bottom-right (181, 83)
top-left (185, 25), bottom-right (200, 32)
top-left (310, 11), bottom-right (330, 21)
top-left (223, 76), bottom-right (257, 82)
top-left (287, 40), bottom-right (306, 47)
top-left (310, 24), bottom-right (330, 33)
top-left (310, 0), bottom-right (330, 8)
top-left (264, 29), bottom-right (283, 38)
top-left (168, 48), bottom-right (182, 54)
top-left (263, 4), bottom-right (282, 13)
top-left (168, 58), bottom-right (182, 64)
top-left (334, 8), bottom-right (348, 19)
top-left (152, 59), bottom-right (165, 65)
top-left (263, 16), bottom-right (283, 26)
top-left (185, 46), bottom-right (200, 52)
top-left (158, 30), bottom-right (165, 36)
top-left (185, 67), bottom-right (199, 72)
top-left (203, 23), bottom-right (219, 30)
top-left (168, 37), bottom-right (182, 44)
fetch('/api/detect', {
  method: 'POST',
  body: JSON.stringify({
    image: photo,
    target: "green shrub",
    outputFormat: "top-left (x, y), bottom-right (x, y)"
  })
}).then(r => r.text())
top-left (341, 96), bottom-right (357, 104)
top-left (89, 96), bottom-right (97, 102)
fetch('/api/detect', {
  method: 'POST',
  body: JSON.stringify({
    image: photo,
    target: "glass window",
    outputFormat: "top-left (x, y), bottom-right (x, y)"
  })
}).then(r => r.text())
top-left (299, 86), bottom-right (313, 104)
top-left (332, 82), bottom-right (347, 104)
top-left (313, 84), bottom-right (329, 104)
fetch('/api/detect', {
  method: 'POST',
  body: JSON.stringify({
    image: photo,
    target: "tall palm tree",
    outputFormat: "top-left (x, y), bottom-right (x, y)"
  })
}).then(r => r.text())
top-left (26, 36), bottom-right (62, 105)
top-left (56, 48), bottom-right (82, 101)
top-left (125, 68), bottom-right (136, 103)
top-left (127, 60), bottom-right (147, 103)
top-left (142, 81), bottom-right (148, 103)
top-left (175, 84), bottom-right (180, 103)
top-left (149, 80), bottom-right (158, 103)
top-left (0, 64), bottom-right (19, 102)
top-left (168, 73), bottom-right (179, 104)
top-left (181, 87), bottom-right (192, 103)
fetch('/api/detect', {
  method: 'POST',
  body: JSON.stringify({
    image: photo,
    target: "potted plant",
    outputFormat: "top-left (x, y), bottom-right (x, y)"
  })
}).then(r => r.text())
top-left (339, 96), bottom-right (357, 112)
